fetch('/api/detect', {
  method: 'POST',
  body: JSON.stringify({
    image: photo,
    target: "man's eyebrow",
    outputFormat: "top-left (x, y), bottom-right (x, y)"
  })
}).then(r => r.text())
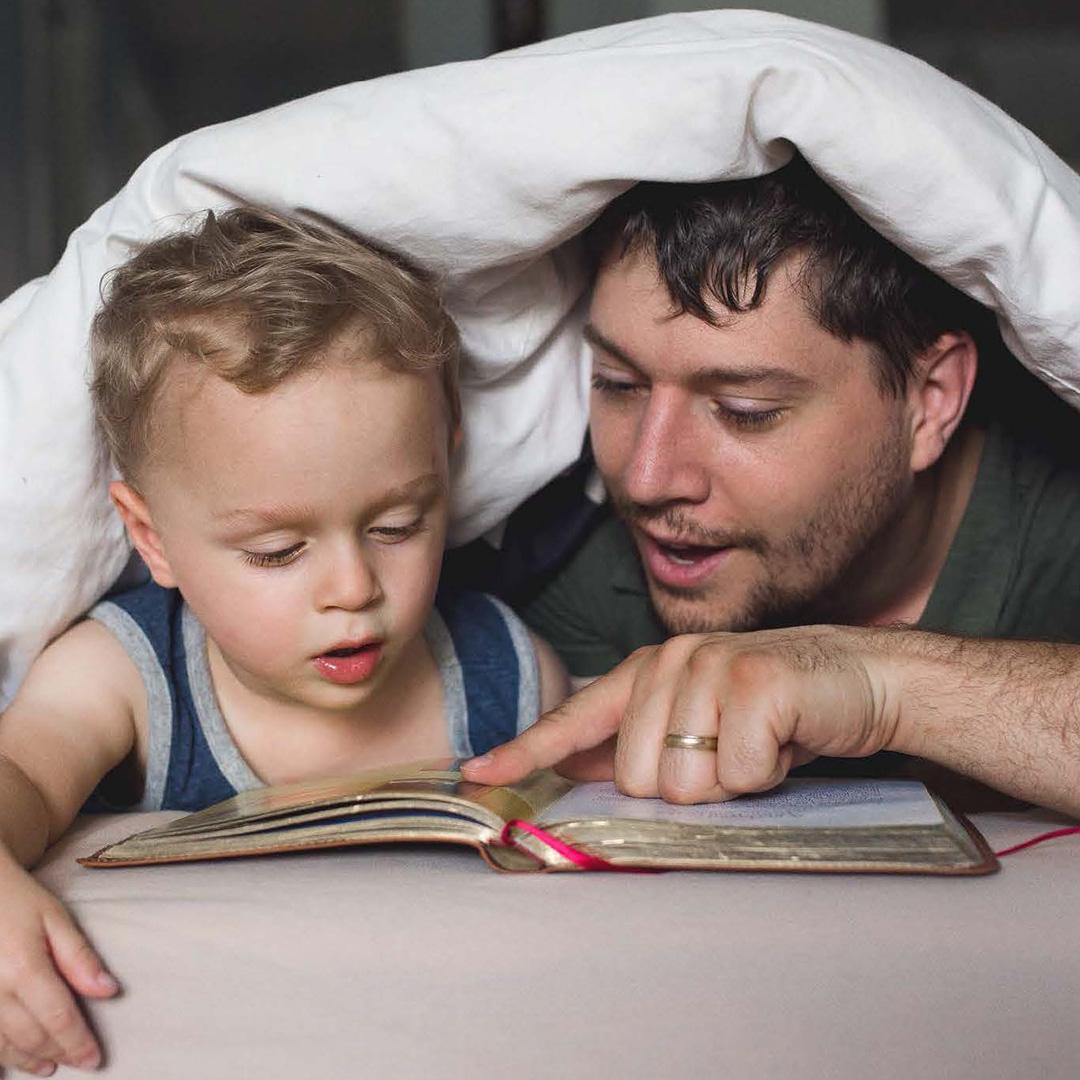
top-left (215, 474), bottom-right (444, 528)
top-left (583, 323), bottom-right (645, 374)
top-left (584, 322), bottom-right (815, 393)
top-left (686, 365), bottom-right (815, 395)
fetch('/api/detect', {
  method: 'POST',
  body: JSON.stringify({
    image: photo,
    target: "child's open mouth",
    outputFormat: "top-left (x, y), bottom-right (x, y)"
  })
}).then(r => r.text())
top-left (313, 642), bottom-right (383, 685)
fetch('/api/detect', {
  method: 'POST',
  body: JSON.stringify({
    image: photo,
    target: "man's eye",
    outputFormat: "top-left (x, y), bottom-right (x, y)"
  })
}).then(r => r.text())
top-left (714, 404), bottom-right (786, 430)
top-left (241, 543), bottom-right (305, 568)
top-left (591, 373), bottom-right (641, 395)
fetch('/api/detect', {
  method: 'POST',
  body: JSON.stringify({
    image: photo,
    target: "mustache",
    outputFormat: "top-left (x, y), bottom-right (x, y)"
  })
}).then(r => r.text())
top-left (610, 494), bottom-right (767, 553)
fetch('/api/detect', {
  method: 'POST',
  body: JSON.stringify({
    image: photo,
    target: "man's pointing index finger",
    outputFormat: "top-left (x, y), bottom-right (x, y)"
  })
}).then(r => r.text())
top-left (460, 651), bottom-right (644, 785)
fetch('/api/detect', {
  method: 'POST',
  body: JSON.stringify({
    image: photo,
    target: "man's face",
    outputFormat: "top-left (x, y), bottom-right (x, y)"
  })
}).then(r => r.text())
top-left (587, 249), bottom-right (918, 634)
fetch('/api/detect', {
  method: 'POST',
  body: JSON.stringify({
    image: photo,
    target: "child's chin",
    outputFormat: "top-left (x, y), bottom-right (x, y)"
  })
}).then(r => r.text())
top-left (304, 669), bottom-right (387, 708)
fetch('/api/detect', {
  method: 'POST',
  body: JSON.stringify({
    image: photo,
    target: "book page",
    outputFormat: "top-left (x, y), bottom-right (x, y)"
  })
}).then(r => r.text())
top-left (538, 778), bottom-right (945, 829)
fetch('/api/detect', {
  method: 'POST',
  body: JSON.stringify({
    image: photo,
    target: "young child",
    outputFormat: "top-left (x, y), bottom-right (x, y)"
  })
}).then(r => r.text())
top-left (0, 208), bottom-right (568, 1076)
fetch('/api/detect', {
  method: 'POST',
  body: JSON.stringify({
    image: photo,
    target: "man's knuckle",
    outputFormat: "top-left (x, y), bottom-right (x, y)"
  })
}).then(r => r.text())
top-left (660, 781), bottom-right (700, 806)
top-left (537, 702), bottom-right (572, 729)
top-left (653, 637), bottom-right (694, 672)
top-left (615, 774), bottom-right (655, 799)
top-left (726, 648), bottom-right (781, 689)
top-left (716, 743), bottom-right (763, 793)
top-left (715, 765), bottom-right (754, 796)
top-left (685, 642), bottom-right (726, 680)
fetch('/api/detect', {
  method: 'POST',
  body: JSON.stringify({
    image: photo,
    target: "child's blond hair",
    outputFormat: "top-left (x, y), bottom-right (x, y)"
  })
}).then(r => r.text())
top-left (90, 207), bottom-right (461, 482)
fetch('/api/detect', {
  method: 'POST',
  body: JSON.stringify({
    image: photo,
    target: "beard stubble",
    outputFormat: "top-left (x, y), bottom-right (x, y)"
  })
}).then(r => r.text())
top-left (615, 423), bottom-right (913, 635)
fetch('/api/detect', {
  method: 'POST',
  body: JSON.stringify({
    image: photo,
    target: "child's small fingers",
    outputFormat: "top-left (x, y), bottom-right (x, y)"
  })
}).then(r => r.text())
top-left (0, 1000), bottom-right (62, 1074)
top-left (0, 997), bottom-right (62, 1065)
top-left (0, 1041), bottom-right (58, 1076)
top-left (17, 975), bottom-right (100, 1072)
top-left (42, 913), bottom-right (118, 1000)
top-left (17, 1055), bottom-right (59, 1077)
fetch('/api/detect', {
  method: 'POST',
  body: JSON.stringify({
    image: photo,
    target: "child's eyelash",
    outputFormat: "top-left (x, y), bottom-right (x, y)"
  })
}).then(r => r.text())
top-left (242, 543), bottom-right (304, 568)
top-left (371, 521), bottom-right (425, 541)
top-left (239, 521), bottom-right (425, 566)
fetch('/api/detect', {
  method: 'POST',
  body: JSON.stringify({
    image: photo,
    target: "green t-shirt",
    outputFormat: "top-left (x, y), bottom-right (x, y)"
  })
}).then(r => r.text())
top-left (523, 417), bottom-right (1080, 677)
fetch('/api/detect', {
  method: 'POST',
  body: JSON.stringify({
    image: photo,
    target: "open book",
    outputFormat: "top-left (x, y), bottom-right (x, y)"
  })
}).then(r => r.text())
top-left (80, 761), bottom-right (997, 875)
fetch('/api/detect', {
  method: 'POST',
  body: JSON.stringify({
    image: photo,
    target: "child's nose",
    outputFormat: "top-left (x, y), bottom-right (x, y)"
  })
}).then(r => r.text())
top-left (316, 543), bottom-right (382, 612)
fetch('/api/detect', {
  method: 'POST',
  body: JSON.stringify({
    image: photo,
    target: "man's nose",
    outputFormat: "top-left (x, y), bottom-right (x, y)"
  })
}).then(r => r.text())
top-left (316, 540), bottom-right (382, 612)
top-left (621, 391), bottom-right (710, 507)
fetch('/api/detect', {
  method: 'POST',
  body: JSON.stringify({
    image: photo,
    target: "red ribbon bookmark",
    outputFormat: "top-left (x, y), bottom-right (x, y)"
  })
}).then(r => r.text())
top-left (994, 826), bottom-right (1080, 858)
top-left (500, 819), bottom-right (657, 872)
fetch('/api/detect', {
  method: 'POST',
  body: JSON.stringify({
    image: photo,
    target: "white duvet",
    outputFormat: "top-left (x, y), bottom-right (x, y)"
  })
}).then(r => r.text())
top-left (2, 9), bottom-right (1079, 704)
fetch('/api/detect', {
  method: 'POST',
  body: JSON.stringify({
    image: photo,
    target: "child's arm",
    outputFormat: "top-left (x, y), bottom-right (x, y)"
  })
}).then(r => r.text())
top-left (0, 619), bottom-right (142, 1075)
top-left (530, 631), bottom-right (571, 714)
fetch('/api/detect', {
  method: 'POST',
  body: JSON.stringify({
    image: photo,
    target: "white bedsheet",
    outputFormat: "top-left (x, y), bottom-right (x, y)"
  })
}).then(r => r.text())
top-left (2, 9), bottom-right (1079, 704)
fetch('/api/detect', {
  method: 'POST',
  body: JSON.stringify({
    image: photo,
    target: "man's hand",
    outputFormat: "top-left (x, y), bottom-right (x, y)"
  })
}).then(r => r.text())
top-left (0, 860), bottom-right (119, 1076)
top-left (463, 625), bottom-right (902, 803)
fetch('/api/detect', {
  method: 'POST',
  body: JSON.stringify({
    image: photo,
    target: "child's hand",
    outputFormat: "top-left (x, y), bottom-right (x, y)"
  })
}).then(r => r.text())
top-left (0, 862), bottom-right (119, 1075)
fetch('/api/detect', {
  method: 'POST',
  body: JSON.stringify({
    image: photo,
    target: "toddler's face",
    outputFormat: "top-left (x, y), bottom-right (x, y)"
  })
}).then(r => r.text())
top-left (139, 353), bottom-right (454, 713)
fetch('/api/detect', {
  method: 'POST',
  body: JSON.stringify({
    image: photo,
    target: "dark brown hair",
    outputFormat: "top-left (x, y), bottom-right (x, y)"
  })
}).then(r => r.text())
top-left (588, 155), bottom-right (999, 396)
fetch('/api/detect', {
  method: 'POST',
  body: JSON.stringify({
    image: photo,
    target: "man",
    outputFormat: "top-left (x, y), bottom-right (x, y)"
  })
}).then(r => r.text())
top-left (463, 155), bottom-right (1080, 817)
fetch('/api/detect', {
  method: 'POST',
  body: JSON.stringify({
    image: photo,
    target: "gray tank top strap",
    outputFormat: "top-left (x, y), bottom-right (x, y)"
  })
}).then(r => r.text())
top-left (423, 608), bottom-right (471, 757)
top-left (181, 606), bottom-right (263, 795)
top-left (88, 601), bottom-right (173, 810)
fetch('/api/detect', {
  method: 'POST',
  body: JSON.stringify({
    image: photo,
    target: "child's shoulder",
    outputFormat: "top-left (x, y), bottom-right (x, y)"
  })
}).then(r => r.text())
top-left (432, 587), bottom-right (533, 658)
top-left (0, 610), bottom-right (146, 831)
top-left (88, 579), bottom-right (186, 662)
top-left (2, 611), bottom-right (143, 772)
top-left (429, 587), bottom-right (569, 734)
top-left (91, 578), bottom-right (183, 625)
top-left (433, 585), bottom-right (519, 623)
top-left (27, 615), bottom-right (143, 698)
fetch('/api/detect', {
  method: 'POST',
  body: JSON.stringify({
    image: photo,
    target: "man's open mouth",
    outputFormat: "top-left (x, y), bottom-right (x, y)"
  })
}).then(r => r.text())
top-left (637, 531), bottom-right (734, 589)
top-left (655, 541), bottom-right (726, 565)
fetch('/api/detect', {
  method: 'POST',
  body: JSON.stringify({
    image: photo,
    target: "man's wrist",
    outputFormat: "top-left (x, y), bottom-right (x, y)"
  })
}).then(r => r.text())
top-left (858, 627), bottom-right (949, 760)
top-left (865, 629), bottom-right (1080, 815)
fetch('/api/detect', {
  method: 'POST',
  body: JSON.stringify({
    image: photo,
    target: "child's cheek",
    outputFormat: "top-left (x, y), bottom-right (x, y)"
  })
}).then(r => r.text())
top-left (204, 576), bottom-right (302, 666)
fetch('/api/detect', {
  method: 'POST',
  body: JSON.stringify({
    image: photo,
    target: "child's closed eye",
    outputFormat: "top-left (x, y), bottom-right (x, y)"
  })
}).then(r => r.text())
top-left (241, 542), bottom-right (305, 568)
top-left (369, 520), bottom-right (425, 543)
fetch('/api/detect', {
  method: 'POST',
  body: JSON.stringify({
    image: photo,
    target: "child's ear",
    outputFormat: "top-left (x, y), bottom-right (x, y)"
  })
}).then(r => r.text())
top-left (109, 481), bottom-right (178, 589)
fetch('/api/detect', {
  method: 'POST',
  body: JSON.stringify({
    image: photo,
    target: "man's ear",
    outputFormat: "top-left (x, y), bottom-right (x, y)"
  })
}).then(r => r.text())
top-left (109, 481), bottom-right (178, 588)
top-left (907, 331), bottom-right (978, 473)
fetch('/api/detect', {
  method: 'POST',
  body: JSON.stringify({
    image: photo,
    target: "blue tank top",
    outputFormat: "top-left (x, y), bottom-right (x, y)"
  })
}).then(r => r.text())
top-left (88, 581), bottom-right (539, 812)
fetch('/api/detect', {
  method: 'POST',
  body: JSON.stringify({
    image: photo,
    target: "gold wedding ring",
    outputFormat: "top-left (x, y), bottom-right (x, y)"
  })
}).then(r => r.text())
top-left (663, 733), bottom-right (719, 752)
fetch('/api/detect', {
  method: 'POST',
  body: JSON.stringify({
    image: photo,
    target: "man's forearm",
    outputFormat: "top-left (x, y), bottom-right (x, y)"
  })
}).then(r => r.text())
top-left (0, 752), bottom-right (53, 868)
top-left (883, 631), bottom-right (1080, 816)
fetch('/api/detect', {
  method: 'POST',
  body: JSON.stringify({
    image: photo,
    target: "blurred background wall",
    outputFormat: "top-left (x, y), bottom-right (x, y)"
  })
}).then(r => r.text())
top-left (2, 0), bottom-right (1078, 298)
